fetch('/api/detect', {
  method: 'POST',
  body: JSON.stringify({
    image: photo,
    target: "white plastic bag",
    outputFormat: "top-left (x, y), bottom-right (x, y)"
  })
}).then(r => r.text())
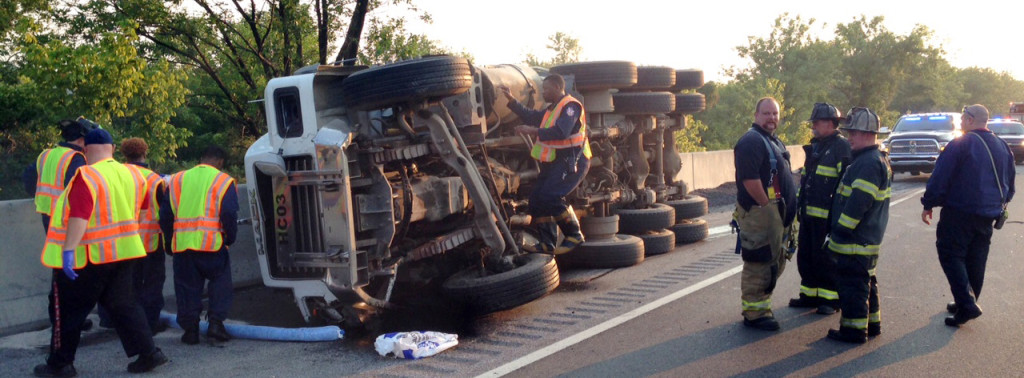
top-left (374, 331), bottom-right (459, 359)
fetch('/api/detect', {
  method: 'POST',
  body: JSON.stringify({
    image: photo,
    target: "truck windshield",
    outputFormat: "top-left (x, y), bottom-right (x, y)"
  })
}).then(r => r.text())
top-left (893, 115), bottom-right (956, 132)
top-left (990, 122), bottom-right (1024, 135)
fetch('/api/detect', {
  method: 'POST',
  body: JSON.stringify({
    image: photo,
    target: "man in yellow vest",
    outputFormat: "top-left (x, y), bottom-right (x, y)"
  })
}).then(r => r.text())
top-left (160, 146), bottom-right (238, 345)
top-left (22, 118), bottom-right (97, 334)
top-left (34, 129), bottom-right (167, 377)
top-left (499, 74), bottom-right (591, 255)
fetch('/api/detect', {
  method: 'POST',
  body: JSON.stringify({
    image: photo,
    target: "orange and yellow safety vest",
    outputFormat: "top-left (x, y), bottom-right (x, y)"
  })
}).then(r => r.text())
top-left (126, 164), bottom-right (165, 253)
top-left (34, 146), bottom-right (85, 216)
top-left (529, 95), bottom-right (593, 162)
top-left (167, 165), bottom-right (235, 253)
top-left (41, 158), bottom-right (148, 269)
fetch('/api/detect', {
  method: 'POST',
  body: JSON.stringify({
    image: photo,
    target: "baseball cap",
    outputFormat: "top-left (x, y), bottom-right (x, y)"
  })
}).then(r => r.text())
top-left (59, 119), bottom-right (93, 142)
top-left (84, 128), bottom-right (114, 145)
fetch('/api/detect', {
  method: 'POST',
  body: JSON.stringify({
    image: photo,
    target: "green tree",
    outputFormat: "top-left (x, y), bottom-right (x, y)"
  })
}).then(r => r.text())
top-left (525, 32), bottom-right (582, 68)
top-left (0, 25), bottom-right (189, 199)
top-left (732, 14), bottom-right (840, 139)
top-left (958, 67), bottom-right (1024, 118)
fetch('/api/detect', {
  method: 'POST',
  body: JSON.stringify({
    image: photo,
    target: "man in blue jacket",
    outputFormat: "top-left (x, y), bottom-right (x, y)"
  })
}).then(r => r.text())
top-left (922, 104), bottom-right (1015, 328)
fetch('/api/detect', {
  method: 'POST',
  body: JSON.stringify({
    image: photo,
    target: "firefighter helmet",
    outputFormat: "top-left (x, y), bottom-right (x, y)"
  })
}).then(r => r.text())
top-left (840, 107), bottom-right (880, 133)
top-left (808, 102), bottom-right (842, 123)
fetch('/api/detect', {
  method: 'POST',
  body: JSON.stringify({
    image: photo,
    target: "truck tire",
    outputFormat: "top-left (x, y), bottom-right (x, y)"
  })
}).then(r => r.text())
top-left (550, 61), bottom-right (637, 91)
top-left (670, 69), bottom-right (704, 91)
top-left (580, 215), bottom-right (619, 241)
top-left (557, 234), bottom-right (645, 269)
top-left (629, 66), bottom-right (676, 91)
top-left (613, 203), bottom-right (676, 234)
top-left (672, 93), bottom-right (706, 115)
top-left (664, 195), bottom-right (708, 221)
top-left (638, 229), bottom-right (675, 256)
top-left (442, 254), bottom-right (560, 314)
top-left (340, 56), bottom-right (473, 111)
top-left (612, 92), bottom-right (676, 115)
top-left (671, 218), bottom-right (709, 244)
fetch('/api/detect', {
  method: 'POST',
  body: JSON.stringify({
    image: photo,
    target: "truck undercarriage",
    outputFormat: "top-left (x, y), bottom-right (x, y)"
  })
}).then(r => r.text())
top-left (244, 57), bottom-right (709, 324)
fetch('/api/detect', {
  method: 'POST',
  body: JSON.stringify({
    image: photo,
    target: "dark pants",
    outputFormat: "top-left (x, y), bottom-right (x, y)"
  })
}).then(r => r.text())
top-left (936, 206), bottom-right (993, 314)
top-left (796, 215), bottom-right (838, 307)
top-left (98, 248), bottom-right (166, 332)
top-left (528, 154), bottom-right (590, 218)
top-left (835, 253), bottom-right (879, 335)
top-left (46, 260), bottom-right (155, 368)
top-left (173, 249), bottom-right (233, 329)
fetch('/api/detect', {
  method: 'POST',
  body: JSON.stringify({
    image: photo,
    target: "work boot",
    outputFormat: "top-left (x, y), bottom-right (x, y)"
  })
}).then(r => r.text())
top-left (181, 325), bottom-right (200, 345)
top-left (945, 305), bottom-right (983, 327)
top-left (788, 296), bottom-right (818, 308)
top-left (816, 305), bottom-right (838, 315)
top-left (946, 301), bottom-right (957, 314)
top-left (127, 348), bottom-right (168, 373)
top-left (868, 323), bottom-right (881, 337)
top-left (32, 363), bottom-right (76, 378)
top-left (827, 328), bottom-right (867, 344)
top-left (523, 217), bottom-right (558, 255)
top-left (553, 206), bottom-right (584, 255)
top-left (742, 316), bottom-right (780, 331)
top-left (207, 319), bottom-right (232, 342)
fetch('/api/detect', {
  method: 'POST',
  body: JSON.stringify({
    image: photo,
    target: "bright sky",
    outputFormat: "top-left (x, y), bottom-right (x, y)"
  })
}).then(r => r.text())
top-left (390, 0), bottom-right (1024, 83)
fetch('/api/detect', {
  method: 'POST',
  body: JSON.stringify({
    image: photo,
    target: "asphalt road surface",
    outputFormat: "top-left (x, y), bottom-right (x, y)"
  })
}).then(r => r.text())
top-left (3, 169), bottom-right (1023, 377)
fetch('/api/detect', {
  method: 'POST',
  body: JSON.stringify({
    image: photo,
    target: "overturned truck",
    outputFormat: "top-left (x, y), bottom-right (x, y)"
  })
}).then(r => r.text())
top-left (244, 57), bottom-right (709, 324)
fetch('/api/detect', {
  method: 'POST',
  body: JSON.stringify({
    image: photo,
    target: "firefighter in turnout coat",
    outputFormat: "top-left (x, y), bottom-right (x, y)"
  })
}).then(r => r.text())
top-left (825, 107), bottom-right (892, 344)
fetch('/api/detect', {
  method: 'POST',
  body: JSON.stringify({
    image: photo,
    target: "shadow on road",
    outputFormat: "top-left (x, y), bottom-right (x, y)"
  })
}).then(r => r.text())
top-left (558, 312), bottom-right (955, 377)
top-left (555, 310), bottom-right (826, 377)
top-left (734, 312), bottom-right (954, 377)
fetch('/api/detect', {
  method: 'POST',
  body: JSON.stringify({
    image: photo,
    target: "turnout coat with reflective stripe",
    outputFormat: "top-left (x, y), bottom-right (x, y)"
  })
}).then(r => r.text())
top-left (168, 165), bottom-right (235, 253)
top-left (41, 159), bottom-right (148, 268)
top-left (530, 95), bottom-right (593, 162)
top-left (126, 164), bottom-right (164, 253)
top-left (34, 146), bottom-right (85, 216)
top-left (799, 133), bottom-right (852, 221)
top-left (828, 145), bottom-right (891, 256)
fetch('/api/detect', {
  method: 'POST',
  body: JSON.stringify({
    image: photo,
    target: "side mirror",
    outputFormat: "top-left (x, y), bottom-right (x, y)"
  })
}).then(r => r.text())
top-left (879, 127), bottom-right (891, 134)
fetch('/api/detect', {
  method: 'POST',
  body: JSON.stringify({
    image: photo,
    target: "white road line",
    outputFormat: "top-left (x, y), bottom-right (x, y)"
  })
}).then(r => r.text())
top-left (477, 265), bottom-right (744, 378)
top-left (890, 188), bottom-right (926, 206)
top-left (478, 187), bottom-right (928, 377)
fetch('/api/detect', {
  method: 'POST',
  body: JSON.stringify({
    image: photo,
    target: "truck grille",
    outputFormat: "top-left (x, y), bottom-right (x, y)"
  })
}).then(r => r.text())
top-left (286, 155), bottom-right (327, 254)
top-left (890, 139), bottom-right (940, 155)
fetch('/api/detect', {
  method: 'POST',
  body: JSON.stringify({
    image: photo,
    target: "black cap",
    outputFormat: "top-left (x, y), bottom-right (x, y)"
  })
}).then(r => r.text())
top-left (59, 119), bottom-right (94, 142)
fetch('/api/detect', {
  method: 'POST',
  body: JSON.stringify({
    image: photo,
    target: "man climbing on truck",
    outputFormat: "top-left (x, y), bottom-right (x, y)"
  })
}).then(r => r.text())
top-left (499, 74), bottom-right (591, 255)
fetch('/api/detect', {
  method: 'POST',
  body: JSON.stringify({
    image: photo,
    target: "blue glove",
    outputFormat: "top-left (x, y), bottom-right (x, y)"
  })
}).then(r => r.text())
top-left (62, 250), bottom-right (78, 280)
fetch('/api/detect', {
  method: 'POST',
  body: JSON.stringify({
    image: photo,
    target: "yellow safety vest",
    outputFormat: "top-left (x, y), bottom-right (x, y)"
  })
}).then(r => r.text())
top-left (168, 165), bottom-right (235, 253)
top-left (34, 146), bottom-right (84, 216)
top-left (41, 159), bottom-right (148, 268)
top-left (126, 164), bottom-right (164, 253)
top-left (530, 95), bottom-right (593, 162)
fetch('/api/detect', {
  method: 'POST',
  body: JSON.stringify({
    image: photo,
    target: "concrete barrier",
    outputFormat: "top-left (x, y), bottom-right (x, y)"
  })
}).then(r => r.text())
top-left (676, 146), bottom-right (805, 191)
top-left (0, 185), bottom-right (260, 337)
top-left (0, 145), bottom-right (806, 336)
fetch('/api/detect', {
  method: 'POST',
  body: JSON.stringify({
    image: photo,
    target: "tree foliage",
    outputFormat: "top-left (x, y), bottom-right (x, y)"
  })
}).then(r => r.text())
top-left (1, 24), bottom-right (189, 199)
top-left (525, 32), bottom-right (582, 68)
top-left (695, 14), bottom-right (1024, 150)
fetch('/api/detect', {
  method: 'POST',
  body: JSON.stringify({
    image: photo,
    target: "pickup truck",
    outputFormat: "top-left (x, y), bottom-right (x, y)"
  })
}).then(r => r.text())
top-left (881, 112), bottom-right (962, 175)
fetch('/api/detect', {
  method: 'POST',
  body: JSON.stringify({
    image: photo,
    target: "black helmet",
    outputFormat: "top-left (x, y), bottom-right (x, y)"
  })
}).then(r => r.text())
top-left (809, 102), bottom-right (842, 124)
top-left (59, 119), bottom-right (94, 142)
